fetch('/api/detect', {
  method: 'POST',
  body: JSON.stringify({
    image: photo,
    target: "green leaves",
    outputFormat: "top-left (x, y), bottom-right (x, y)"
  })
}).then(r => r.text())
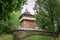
top-left (0, 0), bottom-right (27, 20)
top-left (35, 0), bottom-right (60, 31)
top-left (9, 11), bottom-right (20, 29)
top-left (36, 10), bottom-right (52, 30)
top-left (0, 0), bottom-right (27, 34)
top-left (0, 20), bottom-right (9, 34)
top-left (0, 11), bottom-right (20, 34)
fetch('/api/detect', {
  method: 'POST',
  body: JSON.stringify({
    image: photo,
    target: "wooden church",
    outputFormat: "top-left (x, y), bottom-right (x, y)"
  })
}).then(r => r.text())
top-left (13, 9), bottom-right (60, 40)
top-left (19, 9), bottom-right (38, 30)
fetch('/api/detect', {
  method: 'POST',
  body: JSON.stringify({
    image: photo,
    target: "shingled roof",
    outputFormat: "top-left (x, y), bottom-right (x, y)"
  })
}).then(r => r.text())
top-left (19, 8), bottom-right (34, 19)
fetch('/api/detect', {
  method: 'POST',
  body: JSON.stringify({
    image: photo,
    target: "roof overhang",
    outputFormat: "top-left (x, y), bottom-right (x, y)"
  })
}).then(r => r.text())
top-left (19, 17), bottom-right (36, 22)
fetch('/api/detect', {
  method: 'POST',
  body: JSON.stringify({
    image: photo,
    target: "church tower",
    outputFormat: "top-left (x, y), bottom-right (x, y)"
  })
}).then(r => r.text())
top-left (19, 9), bottom-right (36, 28)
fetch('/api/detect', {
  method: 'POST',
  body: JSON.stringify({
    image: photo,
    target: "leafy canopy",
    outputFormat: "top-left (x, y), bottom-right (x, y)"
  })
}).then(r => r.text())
top-left (35, 0), bottom-right (60, 31)
top-left (0, 0), bottom-right (27, 20)
top-left (0, 0), bottom-right (27, 34)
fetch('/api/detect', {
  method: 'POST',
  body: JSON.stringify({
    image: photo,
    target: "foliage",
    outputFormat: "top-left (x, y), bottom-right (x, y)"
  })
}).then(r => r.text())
top-left (36, 10), bottom-right (52, 30)
top-left (0, 0), bottom-right (27, 20)
top-left (9, 11), bottom-right (20, 29)
top-left (0, 0), bottom-right (27, 34)
top-left (35, 0), bottom-right (60, 31)
top-left (0, 11), bottom-right (20, 34)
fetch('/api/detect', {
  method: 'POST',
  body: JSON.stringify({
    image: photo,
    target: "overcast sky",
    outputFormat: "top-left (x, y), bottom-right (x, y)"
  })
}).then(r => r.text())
top-left (21, 0), bottom-right (36, 15)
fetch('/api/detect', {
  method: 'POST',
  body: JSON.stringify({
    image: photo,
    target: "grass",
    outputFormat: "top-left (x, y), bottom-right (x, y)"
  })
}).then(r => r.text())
top-left (56, 36), bottom-right (60, 40)
top-left (24, 35), bottom-right (53, 40)
top-left (0, 34), bottom-right (13, 40)
top-left (0, 34), bottom-right (60, 40)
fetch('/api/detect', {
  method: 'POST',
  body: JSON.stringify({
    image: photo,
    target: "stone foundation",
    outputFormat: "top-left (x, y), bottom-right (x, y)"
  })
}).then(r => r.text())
top-left (13, 28), bottom-right (57, 40)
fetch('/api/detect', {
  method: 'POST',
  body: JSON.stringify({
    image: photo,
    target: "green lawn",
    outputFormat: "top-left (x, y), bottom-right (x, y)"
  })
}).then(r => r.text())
top-left (24, 35), bottom-right (53, 40)
top-left (0, 34), bottom-right (13, 40)
top-left (0, 34), bottom-right (60, 40)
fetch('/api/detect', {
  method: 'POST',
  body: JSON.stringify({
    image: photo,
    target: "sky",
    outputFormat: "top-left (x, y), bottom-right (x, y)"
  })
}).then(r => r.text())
top-left (21, 0), bottom-right (36, 15)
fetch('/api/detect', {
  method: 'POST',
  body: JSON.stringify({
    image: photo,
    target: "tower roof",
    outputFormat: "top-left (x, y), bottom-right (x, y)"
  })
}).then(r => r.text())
top-left (25, 8), bottom-right (29, 12)
top-left (23, 8), bottom-right (31, 15)
top-left (19, 8), bottom-right (34, 19)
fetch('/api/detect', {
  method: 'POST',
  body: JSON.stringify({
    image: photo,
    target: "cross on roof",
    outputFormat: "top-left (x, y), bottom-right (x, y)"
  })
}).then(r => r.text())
top-left (25, 8), bottom-right (29, 12)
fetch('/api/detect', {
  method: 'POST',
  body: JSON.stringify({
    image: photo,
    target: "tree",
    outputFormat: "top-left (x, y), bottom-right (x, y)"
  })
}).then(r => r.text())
top-left (36, 10), bottom-right (52, 30)
top-left (0, 0), bottom-right (27, 34)
top-left (0, 0), bottom-right (27, 20)
top-left (9, 11), bottom-right (20, 29)
top-left (34, 0), bottom-right (60, 40)
top-left (35, 0), bottom-right (60, 32)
